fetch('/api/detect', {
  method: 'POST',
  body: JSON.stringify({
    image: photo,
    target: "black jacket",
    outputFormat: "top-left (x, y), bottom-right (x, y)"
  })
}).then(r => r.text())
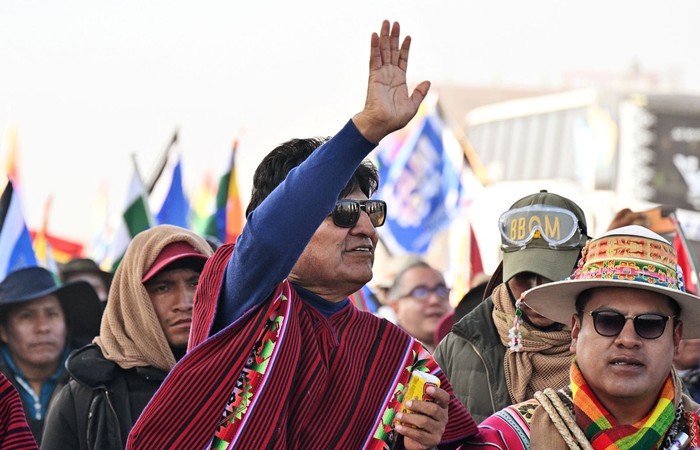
top-left (40, 344), bottom-right (167, 450)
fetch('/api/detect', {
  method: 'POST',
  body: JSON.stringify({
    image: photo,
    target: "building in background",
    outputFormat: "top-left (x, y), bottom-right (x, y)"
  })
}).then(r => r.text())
top-left (440, 85), bottom-right (700, 282)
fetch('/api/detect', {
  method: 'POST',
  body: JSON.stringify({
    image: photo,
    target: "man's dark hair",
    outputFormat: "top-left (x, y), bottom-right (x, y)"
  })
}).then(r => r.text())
top-left (246, 136), bottom-right (380, 216)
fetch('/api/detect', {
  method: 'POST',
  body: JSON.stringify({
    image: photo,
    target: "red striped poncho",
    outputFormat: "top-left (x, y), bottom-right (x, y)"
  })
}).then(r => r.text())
top-left (0, 373), bottom-right (37, 449)
top-left (127, 244), bottom-right (476, 449)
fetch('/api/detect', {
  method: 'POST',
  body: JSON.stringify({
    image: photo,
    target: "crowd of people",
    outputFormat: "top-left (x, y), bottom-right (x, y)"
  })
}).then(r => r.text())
top-left (1, 19), bottom-right (700, 450)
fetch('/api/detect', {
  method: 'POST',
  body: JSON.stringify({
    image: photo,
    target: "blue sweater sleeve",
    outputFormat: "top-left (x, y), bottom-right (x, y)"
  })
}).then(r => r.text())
top-left (213, 120), bottom-right (376, 330)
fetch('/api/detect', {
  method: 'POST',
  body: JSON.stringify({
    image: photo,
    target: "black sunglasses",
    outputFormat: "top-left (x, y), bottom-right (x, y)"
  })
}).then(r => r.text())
top-left (581, 310), bottom-right (675, 340)
top-left (332, 199), bottom-right (387, 228)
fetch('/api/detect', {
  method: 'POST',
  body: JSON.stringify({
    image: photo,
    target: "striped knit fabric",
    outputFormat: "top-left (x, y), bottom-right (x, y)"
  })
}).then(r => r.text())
top-left (571, 360), bottom-right (675, 449)
top-left (128, 244), bottom-right (476, 449)
top-left (0, 373), bottom-right (37, 449)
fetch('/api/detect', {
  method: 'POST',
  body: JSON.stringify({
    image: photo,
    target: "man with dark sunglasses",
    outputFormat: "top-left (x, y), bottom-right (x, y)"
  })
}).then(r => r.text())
top-left (435, 190), bottom-right (589, 423)
top-left (462, 225), bottom-right (700, 449)
top-left (127, 20), bottom-right (476, 449)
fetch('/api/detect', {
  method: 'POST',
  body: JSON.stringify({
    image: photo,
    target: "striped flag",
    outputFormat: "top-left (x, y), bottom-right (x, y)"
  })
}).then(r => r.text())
top-left (30, 230), bottom-right (84, 265)
top-left (1, 124), bottom-right (20, 184)
top-left (104, 160), bottom-right (153, 271)
top-left (87, 181), bottom-right (112, 269)
top-left (0, 180), bottom-right (38, 280)
top-left (190, 172), bottom-right (217, 237)
top-left (203, 141), bottom-right (244, 244)
top-left (348, 284), bottom-right (381, 313)
top-left (30, 195), bottom-right (84, 267)
top-left (31, 195), bottom-right (59, 274)
top-left (669, 213), bottom-right (699, 295)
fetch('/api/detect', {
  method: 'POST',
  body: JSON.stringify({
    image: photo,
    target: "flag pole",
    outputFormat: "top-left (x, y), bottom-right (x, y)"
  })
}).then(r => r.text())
top-left (145, 129), bottom-right (179, 194)
top-left (434, 101), bottom-right (489, 186)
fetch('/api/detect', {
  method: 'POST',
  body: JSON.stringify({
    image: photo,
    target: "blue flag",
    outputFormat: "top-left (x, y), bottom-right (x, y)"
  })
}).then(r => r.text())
top-left (155, 158), bottom-right (190, 228)
top-left (0, 180), bottom-right (38, 280)
top-left (376, 111), bottom-right (464, 255)
top-left (149, 145), bottom-right (191, 228)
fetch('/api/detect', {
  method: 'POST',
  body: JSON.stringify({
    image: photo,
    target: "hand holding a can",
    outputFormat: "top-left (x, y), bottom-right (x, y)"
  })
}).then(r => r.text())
top-left (395, 382), bottom-right (450, 449)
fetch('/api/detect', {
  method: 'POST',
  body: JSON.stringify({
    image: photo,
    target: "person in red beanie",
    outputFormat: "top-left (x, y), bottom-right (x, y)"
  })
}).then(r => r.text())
top-left (41, 225), bottom-right (212, 450)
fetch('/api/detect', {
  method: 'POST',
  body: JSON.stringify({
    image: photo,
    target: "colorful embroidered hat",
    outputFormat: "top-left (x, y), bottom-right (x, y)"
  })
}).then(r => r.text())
top-left (524, 225), bottom-right (700, 338)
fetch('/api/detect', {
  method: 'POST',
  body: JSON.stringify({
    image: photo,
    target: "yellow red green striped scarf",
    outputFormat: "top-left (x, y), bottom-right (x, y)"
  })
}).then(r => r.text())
top-left (571, 358), bottom-right (675, 449)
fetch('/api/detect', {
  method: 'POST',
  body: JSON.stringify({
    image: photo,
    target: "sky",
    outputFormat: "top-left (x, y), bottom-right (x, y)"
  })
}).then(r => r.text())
top-left (1, 0), bottom-right (699, 250)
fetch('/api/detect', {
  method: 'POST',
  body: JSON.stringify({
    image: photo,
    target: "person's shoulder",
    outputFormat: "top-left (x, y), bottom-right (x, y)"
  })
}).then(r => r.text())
top-left (469, 400), bottom-right (539, 450)
top-left (483, 398), bottom-right (541, 428)
top-left (133, 366), bottom-right (169, 382)
top-left (66, 344), bottom-right (119, 387)
top-left (436, 300), bottom-right (496, 356)
top-left (507, 398), bottom-right (541, 419)
top-left (357, 309), bottom-right (411, 337)
top-left (682, 392), bottom-right (700, 414)
top-left (0, 358), bottom-right (13, 380)
top-left (450, 297), bottom-right (496, 339)
top-left (462, 297), bottom-right (495, 323)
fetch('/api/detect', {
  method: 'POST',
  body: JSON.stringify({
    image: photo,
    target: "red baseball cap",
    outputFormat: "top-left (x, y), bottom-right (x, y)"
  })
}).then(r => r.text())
top-left (142, 241), bottom-right (209, 282)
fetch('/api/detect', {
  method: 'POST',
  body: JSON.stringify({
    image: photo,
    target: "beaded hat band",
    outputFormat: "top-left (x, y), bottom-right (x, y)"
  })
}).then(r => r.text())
top-left (571, 234), bottom-right (683, 292)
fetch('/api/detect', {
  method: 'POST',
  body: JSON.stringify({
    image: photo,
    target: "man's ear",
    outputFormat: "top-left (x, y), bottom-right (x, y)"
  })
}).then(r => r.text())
top-left (570, 315), bottom-right (581, 354)
top-left (0, 324), bottom-right (7, 344)
top-left (673, 320), bottom-right (683, 359)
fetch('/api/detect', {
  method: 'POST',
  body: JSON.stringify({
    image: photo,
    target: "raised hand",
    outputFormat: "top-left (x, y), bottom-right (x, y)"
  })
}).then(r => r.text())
top-left (352, 20), bottom-right (431, 144)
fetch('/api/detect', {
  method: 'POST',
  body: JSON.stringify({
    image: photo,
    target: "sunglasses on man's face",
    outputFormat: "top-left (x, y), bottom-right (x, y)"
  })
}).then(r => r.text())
top-left (331, 199), bottom-right (387, 228)
top-left (581, 310), bottom-right (675, 340)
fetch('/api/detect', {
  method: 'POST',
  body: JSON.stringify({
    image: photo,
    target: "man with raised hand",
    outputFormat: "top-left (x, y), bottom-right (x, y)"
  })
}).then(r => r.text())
top-left (128, 20), bottom-right (476, 450)
top-left (41, 225), bottom-right (212, 449)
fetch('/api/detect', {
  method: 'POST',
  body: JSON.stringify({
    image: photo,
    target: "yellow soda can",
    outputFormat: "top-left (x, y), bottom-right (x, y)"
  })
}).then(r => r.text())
top-left (400, 370), bottom-right (440, 415)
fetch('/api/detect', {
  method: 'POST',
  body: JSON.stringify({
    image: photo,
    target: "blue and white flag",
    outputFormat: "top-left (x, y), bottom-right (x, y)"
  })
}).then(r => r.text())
top-left (0, 180), bottom-right (38, 280)
top-left (376, 109), bottom-right (466, 255)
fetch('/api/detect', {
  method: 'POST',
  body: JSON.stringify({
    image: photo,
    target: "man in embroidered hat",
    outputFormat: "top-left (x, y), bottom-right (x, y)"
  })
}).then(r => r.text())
top-left (435, 189), bottom-right (589, 423)
top-left (127, 21), bottom-right (477, 450)
top-left (41, 225), bottom-right (212, 450)
top-left (0, 266), bottom-right (102, 444)
top-left (463, 225), bottom-right (700, 449)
